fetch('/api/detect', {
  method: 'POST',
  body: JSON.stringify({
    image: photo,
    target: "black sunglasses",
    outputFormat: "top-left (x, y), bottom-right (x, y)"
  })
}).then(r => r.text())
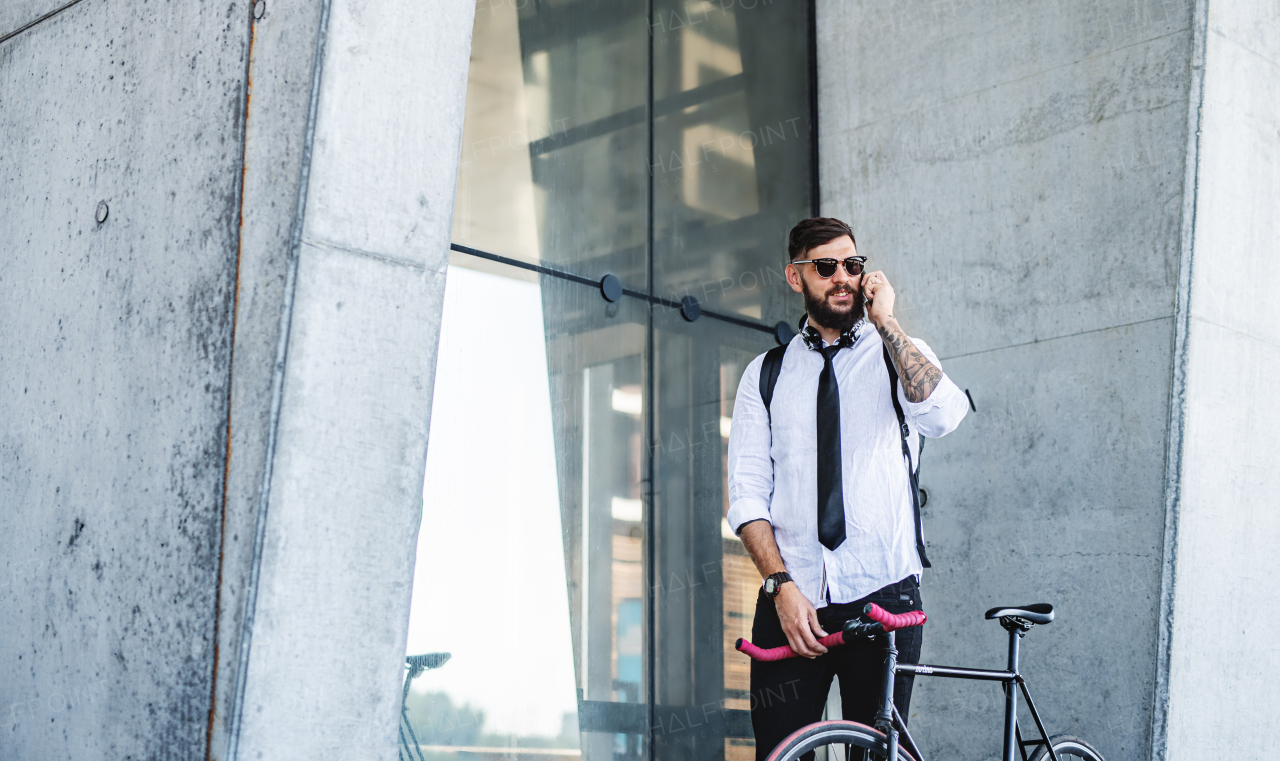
top-left (791, 256), bottom-right (867, 278)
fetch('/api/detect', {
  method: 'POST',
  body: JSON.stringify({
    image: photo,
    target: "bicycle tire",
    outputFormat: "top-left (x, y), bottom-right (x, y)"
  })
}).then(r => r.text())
top-left (1027, 734), bottom-right (1106, 761)
top-left (764, 720), bottom-right (918, 761)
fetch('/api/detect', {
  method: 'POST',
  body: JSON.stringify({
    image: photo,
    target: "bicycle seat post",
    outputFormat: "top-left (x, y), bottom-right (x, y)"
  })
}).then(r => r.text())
top-left (999, 619), bottom-right (1028, 761)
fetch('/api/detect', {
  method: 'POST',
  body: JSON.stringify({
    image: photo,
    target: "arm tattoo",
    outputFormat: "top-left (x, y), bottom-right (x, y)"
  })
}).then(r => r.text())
top-left (877, 319), bottom-right (943, 403)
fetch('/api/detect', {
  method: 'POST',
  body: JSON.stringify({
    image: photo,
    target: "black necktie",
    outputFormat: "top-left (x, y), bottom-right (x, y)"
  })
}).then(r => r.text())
top-left (816, 344), bottom-right (845, 551)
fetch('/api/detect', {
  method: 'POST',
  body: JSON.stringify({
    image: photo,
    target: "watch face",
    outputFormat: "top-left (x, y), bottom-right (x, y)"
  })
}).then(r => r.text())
top-left (764, 578), bottom-right (777, 594)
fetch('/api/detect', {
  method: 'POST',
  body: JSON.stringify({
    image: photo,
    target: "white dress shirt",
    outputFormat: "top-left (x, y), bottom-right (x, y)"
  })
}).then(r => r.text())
top-left (726, 321), bottom-right (969, 606)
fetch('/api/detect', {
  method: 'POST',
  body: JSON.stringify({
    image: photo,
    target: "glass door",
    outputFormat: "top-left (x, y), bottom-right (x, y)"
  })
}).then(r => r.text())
top-left (401, 1), bottom-right (815, 759)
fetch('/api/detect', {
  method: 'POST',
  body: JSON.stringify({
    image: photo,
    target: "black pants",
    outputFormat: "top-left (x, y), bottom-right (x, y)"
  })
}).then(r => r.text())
top-left (749, 576), bottom-right (923, 761)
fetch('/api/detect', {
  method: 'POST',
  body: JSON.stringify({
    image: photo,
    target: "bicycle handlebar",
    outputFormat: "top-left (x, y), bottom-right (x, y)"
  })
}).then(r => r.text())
top-left (735, 631), bottom-right (848, 661)
top-left (863, 602), bottom-right (927, 632)
top-left (734, 603), bottom-right (927, 662)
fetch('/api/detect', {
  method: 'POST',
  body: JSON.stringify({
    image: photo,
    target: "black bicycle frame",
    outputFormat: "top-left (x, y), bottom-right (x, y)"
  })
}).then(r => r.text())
top-left (871, 622), bottom-right (1060, 761)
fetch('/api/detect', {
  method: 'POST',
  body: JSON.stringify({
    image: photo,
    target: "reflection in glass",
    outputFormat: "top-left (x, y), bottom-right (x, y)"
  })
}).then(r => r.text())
top-left (540, 276), bottom-right (650, 760)
top-left (719, 351), bottom-right (760, 761)
top-left (652, 0), bottom-right (814, 325)
top-left (419, 1), bottom-right (814, 758)
top-left (405, 264), bottom-right (652, 761)
top-left (651, 311), bottom-right (772, 761)
top-left (451, 1), bottom-right (544, 268)
top-left (523, 0), bottom-right (650, 285)
top-left (406, 265), bottom-right (580, 758)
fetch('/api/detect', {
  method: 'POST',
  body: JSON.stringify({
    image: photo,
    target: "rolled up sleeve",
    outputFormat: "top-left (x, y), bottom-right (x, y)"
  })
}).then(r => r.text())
top-left (897, 337), bottom-right (969, 438)
top-left (726, 355), bottom-right (775, 533)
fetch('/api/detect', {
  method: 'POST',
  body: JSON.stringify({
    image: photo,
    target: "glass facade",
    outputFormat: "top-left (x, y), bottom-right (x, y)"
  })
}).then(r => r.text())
top-left (404, 2), bottom-right (814, 760)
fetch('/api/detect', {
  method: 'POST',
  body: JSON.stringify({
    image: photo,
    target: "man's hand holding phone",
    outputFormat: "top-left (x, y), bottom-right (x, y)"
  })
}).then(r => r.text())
top-left (861, 269), bottom-right (896, 328)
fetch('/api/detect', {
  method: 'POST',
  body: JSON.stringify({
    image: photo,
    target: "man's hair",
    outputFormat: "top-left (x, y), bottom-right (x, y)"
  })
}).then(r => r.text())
top-left (787, 217), bottom-right (856, 261)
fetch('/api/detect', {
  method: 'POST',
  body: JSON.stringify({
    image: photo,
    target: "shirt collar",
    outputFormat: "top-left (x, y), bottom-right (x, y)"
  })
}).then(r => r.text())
top-left (800, 315), bottom-right (865, 351)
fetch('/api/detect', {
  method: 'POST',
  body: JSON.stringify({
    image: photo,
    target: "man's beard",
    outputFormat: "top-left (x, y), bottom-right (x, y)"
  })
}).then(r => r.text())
top-left (802, 279), bottom-right (865, 334)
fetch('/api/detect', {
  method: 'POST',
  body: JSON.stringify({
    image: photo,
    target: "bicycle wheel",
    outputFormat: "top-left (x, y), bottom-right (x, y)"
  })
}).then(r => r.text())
top-left (1027, 734), bottom-right (1106, 761)
top-left (765, 720), bottom-right (917, 761)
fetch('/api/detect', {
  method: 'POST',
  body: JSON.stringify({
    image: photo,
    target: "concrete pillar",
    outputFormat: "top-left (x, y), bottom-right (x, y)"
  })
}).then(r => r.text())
top-left (1, 1), bottom-right (475, 759)
top-left (223, 0), bottom-right (475, 756)
top-left (1160, 2), bottom-right (1280, 758)
top-left (817, 1), bottom-right (1277, 759)
top-left (2, 3), bottom-right (256, 757)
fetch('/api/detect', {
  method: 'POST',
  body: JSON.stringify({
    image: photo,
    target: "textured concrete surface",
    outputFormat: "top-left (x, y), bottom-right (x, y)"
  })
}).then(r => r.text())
top-left (228, 0), bottom-right (475, 758)
top-left (0, 0), bottom-right (251, 757)
top-left (7, 0), bottom-right (1271, 758)
top-left (208, 0), bottom-right (326, 758)
top-left (0, 0), bottom-right (71, 39)
top-left (1162, 1), bottom-right (1280, 758)
top-left (2, 0), bottom-right (472, 758)
top-left (816, 1), bottom-right (1196, 759)
top-left (919, 321), bottom-right (1173, 759)
top-left (234, 246), bottom-right (447, 758)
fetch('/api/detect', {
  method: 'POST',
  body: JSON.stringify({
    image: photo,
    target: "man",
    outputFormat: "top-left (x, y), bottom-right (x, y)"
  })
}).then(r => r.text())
top-left (726, 217), bottom-right (969, 759)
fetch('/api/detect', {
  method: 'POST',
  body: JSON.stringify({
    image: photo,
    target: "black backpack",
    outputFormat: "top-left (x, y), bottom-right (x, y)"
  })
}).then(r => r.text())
top-left (757, 343), bottom-right (932, 568)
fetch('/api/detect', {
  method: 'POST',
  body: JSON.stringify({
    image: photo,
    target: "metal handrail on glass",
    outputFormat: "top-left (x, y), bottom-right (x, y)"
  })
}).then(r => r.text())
top-left (398, 652), bottom-right (451, 761)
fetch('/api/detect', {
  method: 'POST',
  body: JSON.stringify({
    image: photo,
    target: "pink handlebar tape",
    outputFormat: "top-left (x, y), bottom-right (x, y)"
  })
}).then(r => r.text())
top-left (863, 603), bottom-right (927, 633)
top-left (734, 631), bottom-right (847, 662)
top-left (735, 605), bottom-right (928, 661)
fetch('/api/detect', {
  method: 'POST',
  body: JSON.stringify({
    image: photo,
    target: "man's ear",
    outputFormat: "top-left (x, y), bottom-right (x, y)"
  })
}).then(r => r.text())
top-left (785, 263), bottom-right (805, 294)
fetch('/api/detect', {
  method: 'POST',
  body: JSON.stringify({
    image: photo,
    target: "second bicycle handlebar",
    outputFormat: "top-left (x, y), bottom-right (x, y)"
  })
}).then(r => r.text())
top-left (735, 603), bottom-right (927, 662)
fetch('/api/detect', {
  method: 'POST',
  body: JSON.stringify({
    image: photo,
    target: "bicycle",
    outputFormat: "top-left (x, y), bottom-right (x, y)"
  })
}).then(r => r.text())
top-left (398, 651), bottom-right (451, 761)
top-left (736, 602), bottom-right (1105, 761)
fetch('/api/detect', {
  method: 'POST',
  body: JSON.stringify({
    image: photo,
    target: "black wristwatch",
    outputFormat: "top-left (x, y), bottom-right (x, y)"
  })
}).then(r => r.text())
top-left (763, 572), bottom-right (793, 598)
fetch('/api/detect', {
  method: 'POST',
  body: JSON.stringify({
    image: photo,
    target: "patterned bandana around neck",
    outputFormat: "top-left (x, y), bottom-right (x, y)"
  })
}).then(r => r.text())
top-left (800, 315), bottom-right (865, 352)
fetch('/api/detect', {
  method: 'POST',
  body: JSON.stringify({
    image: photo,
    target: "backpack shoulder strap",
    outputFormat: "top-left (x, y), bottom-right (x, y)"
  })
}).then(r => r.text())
top-left (758, 344), bottom-right (788, 419)
top-left (881, 345), bottom-right (910, 443)
top-left (882, 345), bottom-right (932, 569)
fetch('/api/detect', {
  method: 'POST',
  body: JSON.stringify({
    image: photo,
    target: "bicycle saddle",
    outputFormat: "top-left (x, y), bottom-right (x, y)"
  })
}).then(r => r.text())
top-left (984, 603), bottom-right (1053, 625)
top-left (406, 652), bottom-right (451, 670)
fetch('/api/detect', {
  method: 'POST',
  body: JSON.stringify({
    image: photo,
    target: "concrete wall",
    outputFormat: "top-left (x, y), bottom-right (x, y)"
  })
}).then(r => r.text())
top-left (224, 0), bottom-right (475, 758)
top-left (210, 1), bottom-right (326, 757)
top-left (1161, 2), bottom-right (1280, 759)
top-left (820, 1), bottom-right (1280, 758)
top-left (1, 0), bottom-right (475, 758)
top-left (1, 2), bottom-right (251, 757)
top-left (817, 2), bottom-right (1196, 759)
